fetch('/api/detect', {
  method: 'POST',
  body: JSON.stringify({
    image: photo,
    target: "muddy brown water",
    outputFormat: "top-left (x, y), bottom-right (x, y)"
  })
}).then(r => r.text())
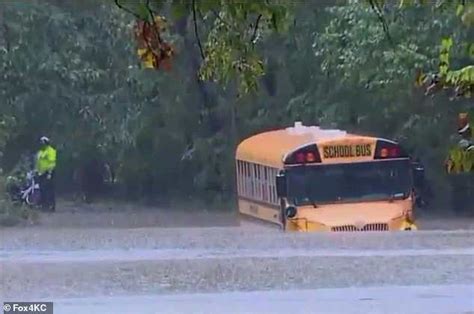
top-left (0, 201), bottom-right (473, 313)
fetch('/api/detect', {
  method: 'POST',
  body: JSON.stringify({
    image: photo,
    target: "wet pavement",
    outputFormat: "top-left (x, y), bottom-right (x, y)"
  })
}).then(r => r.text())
top-left (51, 284), bottom-right (474, 314)
top-left (1, 215), bottom-right (473, 313)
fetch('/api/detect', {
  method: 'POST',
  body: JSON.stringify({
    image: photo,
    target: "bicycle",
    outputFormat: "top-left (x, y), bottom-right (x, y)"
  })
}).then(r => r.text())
top-left (7, 170), bottom-right (41, 207)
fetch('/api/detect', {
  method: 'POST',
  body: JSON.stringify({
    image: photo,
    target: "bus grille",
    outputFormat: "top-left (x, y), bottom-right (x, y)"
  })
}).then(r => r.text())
top-left (331, 223), bottom-right (389, 232)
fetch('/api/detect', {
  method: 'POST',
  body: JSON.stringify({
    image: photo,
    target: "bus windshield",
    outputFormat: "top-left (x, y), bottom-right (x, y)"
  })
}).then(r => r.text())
top-left (287, 159), bottom-right (412, 206)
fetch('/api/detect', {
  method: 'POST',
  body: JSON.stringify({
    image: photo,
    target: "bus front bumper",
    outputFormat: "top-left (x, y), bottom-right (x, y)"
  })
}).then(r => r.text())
top-left (285, 218), bottom-right (417, 232)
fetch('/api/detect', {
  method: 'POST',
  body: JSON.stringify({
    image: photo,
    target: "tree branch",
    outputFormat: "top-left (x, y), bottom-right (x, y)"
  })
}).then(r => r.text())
top-left (368, 0), bottom-right (393, 45)
top-left (114, 0), bottom-right (141, 20)
top-left (2, 23), bottom-right (9, 52)
top-left (145, 0), bottom-right (161, 16)
top-left (192, 0), bottom-right (206, 60)
top-left (146, 0), bottom-right (163, 44)
top-left (211, 9), bottom-right (232, 28)
top-left (0, 5), bottom-right (10, 52)
top-left (250, 14), bottom-right (262, 44)
top-left (146, 0), bottom-right (154, 21)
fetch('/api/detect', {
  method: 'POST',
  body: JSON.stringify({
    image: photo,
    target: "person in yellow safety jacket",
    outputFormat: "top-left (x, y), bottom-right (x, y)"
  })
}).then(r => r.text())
top-left (36, 136), bottom-right (57, 211)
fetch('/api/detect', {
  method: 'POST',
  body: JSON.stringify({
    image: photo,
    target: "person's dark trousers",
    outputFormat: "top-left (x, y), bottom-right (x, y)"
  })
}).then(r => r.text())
top-left (450, 173), bottom-right (473, 215)
top-left (38, 171), bottom-right (56, 211)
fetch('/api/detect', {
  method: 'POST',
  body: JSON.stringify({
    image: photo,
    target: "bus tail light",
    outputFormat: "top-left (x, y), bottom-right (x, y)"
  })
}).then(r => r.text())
top-left (374, 140), bottom-right (407, 159)
top-left (284, 144), bottom-right (322, 165)
top-left (296, 153), bottom-right (305, 163)
top-left (306, 152), bottom-right (317, 162)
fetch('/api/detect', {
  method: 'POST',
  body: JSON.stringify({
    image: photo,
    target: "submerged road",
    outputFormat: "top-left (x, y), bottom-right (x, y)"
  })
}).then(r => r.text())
top-left (1, 220), bottom-right (474, 313)
top-left (50, 285), bottom-right (474, 314)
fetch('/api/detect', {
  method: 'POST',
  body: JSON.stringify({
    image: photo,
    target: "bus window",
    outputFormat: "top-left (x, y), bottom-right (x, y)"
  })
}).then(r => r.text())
top-left (244, 162), bottom-right (250, 197)
top-left (253, 164), bottom-right (258, 199)
top-left (248, 162), bottom-right (253, 198)
top-left (236, 161), bottom-right (279, 204)
top-left (238, 161), bottom-right (243, 195)
top-left (242, 161), bottom-right (244, 195)
top-left (271, 168), bottom-right (277, 204)
top-left (257, 164), bottom-right (261, 200)
top-left (236, 161), bottom-right (240, 195)
top-left (263, 166), bottom-right (268, 202)
top-left (287, 159), bottom-right (411, 205)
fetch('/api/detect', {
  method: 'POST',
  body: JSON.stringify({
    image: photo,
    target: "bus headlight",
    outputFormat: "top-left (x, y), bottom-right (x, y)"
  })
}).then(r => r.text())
top-left (400, 220), bottom-right (417, 231)
top-left (285, 206), bottom-right (297, 218)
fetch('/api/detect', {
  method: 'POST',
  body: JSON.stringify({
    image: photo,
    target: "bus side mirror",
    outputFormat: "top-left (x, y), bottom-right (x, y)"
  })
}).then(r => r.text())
top-left (285, 206), bottom-right (297, 218)
top-left (276, 174), bottom-right (287, 198)
top-left (412, 162), bottom-right (426, 208)
top-left (412, 162), bottom-right (425, 189)
top-left (415, 195), bottom-right (424, 208)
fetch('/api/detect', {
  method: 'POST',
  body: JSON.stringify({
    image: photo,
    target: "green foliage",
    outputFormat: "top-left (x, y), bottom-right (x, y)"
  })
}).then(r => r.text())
top-left (0, 198), bottom-right (39, 227)
top-left (0, 1), bottom-right (148, 185)
top-left (115, 0), bottom-right (292, 95)
top-left (365, 0), bottom-right (473, 98)
top-left (0, 0), bottom-right (471, 211)
top-left (312, 0), bottom-right (471, 207)
top-left (0, 166), bottom-right (37, 227)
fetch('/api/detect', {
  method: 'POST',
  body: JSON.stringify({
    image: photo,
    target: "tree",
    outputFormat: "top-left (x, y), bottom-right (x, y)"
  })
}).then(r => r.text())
top-left (366, 0), bottom-right (473, 98)
top-left (0, 0), bottom-right (470, 211)
top-left (114, 0), bottom-right (292, 95)
top-left (0, 1), bottom-right (151, 189)
top-left (311, 0), bottom-right (472, 209)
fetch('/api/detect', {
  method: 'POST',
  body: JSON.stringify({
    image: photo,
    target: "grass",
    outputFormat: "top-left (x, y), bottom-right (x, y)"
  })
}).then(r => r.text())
top-left (0, 173), bottom-right (39, 227)
top-left (0, 199), bottom-right (39, 227)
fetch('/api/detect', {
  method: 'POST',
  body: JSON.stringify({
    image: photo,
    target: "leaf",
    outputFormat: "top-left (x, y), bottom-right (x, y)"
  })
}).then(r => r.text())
top-left (456, 4), bottom-right (464, 16)
top-left (136, 3), bottom-right (151, 21)
top-left (441, 37), bottom-right (453, 50)
top-left (461, 5), bottom-right (474, 26)
top-left (468, 44), bottom-right (474, 58)
top-left (373, 0), bottom-right (386, 8)
top-left (170, 0), bottom-right (189, 19)
top-left (398, 0), bottom-right (413, 9)
top-left (439, 52), bottom-right (450, 64)
top-left (439, 64), bottom-right (448, 75)
top-left (197, 0), bottom-right (221, 13)
top-left (414, 69), bottom-right (426, 87)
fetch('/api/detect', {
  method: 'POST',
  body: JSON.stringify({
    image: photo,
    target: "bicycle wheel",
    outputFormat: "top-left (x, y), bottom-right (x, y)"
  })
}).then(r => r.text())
top-left (26, 189), bottom-right (41, 206)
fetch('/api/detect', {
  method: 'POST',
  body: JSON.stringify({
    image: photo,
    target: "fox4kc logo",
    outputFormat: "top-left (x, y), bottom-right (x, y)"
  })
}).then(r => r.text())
top-left (3, 302), bottom-right (53, 314)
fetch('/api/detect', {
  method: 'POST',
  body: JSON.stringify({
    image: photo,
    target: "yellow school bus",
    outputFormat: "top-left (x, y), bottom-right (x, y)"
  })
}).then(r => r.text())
top-left (235, 122), bottom-right (423, 232)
